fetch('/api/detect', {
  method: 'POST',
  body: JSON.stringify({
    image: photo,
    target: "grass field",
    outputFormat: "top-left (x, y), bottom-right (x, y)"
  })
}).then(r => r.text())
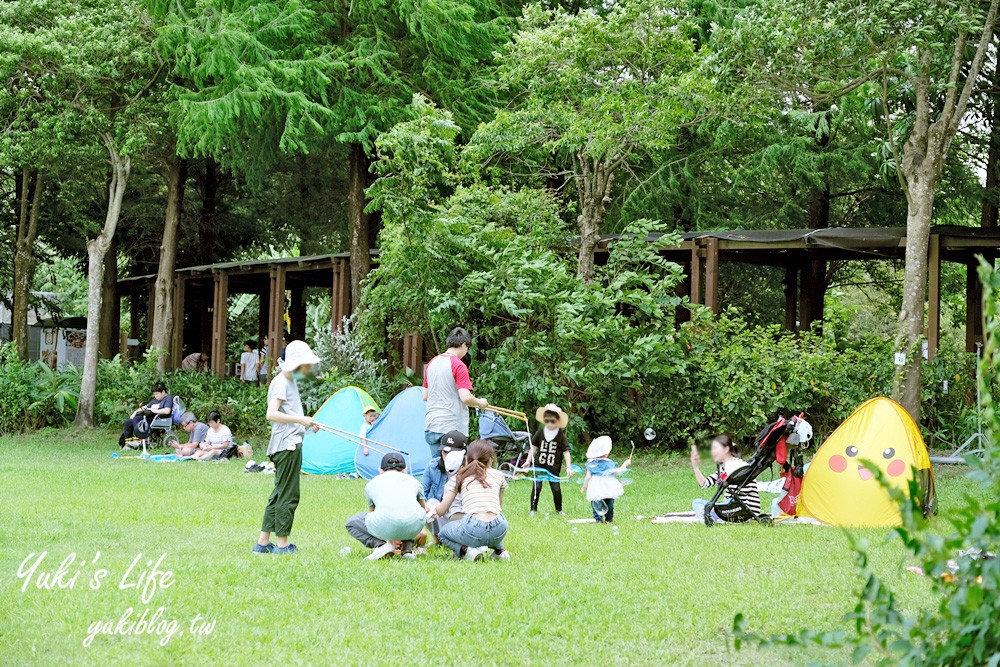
top-left (0, 429), bottom-right (987, 666)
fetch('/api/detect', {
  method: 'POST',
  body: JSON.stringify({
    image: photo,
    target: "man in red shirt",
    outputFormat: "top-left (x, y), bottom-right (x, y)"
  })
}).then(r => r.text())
top-left (422, 327), bottom-right (488, 457)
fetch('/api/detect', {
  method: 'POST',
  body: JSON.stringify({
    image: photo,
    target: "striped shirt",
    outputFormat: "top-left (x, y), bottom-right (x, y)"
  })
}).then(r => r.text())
top-left (701, 458), bottom-right (761, 515)
top-left (448, 468), bottom-right (507, 516)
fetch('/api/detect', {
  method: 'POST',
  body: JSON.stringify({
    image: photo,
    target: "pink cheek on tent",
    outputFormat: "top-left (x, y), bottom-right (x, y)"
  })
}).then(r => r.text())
top-left (828, 455), bottom-right (847, 473)
top-left (887, 459), bottom-right (906, 477)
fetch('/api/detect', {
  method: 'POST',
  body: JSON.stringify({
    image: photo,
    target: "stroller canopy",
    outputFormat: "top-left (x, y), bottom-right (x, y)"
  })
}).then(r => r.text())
top-left (479, 410), bottom-right (516, 442)
top-left (799, 397), bottom-right (935, 527)
top-left (302, 386), bottom-right (380, 475)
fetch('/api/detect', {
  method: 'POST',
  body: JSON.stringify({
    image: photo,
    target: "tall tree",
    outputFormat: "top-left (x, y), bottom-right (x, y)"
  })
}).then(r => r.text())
top-left (326, 0), bottom-right (512, 306)
top-left (12, 170), bottom-right (44, 360)
top-left (148, 154), bottom-right (186, 370)
top-left (720, 0), bottom-right (1000, 420)
top-left (465, 2), bottom-right (703, 281)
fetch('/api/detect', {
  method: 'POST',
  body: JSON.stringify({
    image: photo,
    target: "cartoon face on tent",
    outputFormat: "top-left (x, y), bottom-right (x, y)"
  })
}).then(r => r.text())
top-left (355, 386), bottom-right (432, 480)
top-left (302, 387), bottom-right (379, 475)
top-left (798, 397), bottom-right (935, 527)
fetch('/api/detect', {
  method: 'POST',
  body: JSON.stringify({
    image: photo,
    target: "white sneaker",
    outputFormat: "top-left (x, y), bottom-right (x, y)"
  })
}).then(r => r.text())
top-left (365, 542), bottom-right (397, 561)
top-left (400, 552), bottom-right (417, 560)
top-left (529, 511), bottom-right (537, 516)
top-left (463, 546), bottom-right (487, 561)
top-left (491, 550), bottom-right (511, 561)
top-left (557, 511), bottom-right (567, 516)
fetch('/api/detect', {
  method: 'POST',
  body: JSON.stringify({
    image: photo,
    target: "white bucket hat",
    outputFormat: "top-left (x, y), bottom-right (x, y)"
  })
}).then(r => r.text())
top-left (278, 340), bottom-right (321, 373)
top-left (535, 403), bottom-right (569, 429)
top-left (586, 435), bottom-right (613, 459)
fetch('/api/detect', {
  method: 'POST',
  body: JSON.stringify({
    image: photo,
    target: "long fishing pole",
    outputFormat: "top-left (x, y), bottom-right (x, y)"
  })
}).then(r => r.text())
top-left (312, 422), bottom-right (413, 473)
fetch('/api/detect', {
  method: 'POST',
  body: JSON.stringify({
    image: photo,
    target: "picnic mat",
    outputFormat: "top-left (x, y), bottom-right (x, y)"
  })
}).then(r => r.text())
top-left (111, 452), bottom-right (191, 462)
top-left (641, 512), bottom-right (828, 525)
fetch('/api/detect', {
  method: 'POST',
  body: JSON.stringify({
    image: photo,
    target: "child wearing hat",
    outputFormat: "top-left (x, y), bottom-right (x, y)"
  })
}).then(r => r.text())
top-left (253, 340), bottom-right (321, 555)
top-left (526, 404), bottom-right (573, 515)
top-left (345, 452), bottom-right (429, 560)
top-left (581, 436), bottom-right (631, 524)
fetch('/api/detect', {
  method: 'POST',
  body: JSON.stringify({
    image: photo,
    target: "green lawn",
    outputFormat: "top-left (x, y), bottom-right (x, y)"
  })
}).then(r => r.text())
top-left (0, 429), bottom-right (986, 666)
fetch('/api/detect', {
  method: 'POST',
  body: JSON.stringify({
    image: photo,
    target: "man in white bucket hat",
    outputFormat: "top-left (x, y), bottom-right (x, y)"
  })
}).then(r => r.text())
top-left (253, 339), bottom-right (321, 555)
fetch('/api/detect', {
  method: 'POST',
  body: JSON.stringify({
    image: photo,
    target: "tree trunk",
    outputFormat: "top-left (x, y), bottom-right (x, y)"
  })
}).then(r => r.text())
top-left (575, 155), bottom-right (616, 283)
top-left (800, 185), bottom-right (830, 332)
top-left (75, 141), bottom-right (131, 428)
top-left (981, 53), bottom-right (1000, 230)
top-left (13, 169), bottom-right (44, 361)
top-left (98, 234), bottom-right (118, 359)
top-left (348, 143), bottom-right (371, 308)
top-left (894, 162), bottom-right (939, 422)
top-left (149, 156), bottom-right (187, 372)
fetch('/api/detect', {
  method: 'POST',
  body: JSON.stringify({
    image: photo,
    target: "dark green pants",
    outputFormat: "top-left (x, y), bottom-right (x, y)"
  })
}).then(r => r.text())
top-left (261, 446), bottom-right (302, 537)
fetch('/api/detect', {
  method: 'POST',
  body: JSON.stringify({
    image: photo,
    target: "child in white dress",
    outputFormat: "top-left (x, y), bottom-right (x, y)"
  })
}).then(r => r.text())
top-left (581, 436), bottom-right (631, 524)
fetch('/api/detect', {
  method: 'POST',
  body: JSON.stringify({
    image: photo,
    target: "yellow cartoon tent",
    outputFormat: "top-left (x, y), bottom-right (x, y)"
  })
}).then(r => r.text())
top-left (799, 397), bottom-right (935, 527)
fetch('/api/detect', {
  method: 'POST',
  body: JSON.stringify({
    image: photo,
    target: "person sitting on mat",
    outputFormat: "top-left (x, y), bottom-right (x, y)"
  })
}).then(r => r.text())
top-left (119, 381), bottom-right (172, 449)
top-left (191, 411), bottom-right (233, 461)
top-left (581, 436), bottom-right (630, 524)
top-left (433, 439), bottom-right (510, 561)
top-left (345, 453), bottom-right (429, 560)
top-left (173, 411), bottom-right (208, 457)
top-left (525, 403), bottom-right (573, 516)
top-left (690, 435), bottom-right (760, 522)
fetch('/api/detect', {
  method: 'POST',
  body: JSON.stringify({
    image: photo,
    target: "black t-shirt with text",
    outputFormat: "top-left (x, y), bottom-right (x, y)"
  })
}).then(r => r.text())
top-left (531, 428), bottom-right (569, 473)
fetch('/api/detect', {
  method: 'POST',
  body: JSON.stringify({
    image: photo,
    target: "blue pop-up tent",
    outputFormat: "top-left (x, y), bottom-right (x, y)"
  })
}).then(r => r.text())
top-left (302, 386), bottom-right (380, 475)
top-left (354, 386), bottom-right (433, 480)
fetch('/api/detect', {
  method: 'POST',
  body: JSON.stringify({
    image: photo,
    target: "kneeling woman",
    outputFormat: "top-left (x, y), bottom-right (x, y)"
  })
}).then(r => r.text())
top-left (433, 439), bottom-right (510, 560)
top-left (690, 435), bottom-right (761, 522)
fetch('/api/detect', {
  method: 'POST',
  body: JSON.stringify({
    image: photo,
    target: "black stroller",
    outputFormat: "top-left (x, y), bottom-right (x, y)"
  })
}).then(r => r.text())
top-left (703, 414), bottom-right (810, 526)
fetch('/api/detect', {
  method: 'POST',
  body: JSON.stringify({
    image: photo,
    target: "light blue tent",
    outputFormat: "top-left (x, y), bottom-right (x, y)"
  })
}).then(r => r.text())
top-left (355, 386), bottom-right (432, 480)
top-left (302, 386), bottom-right (380, 475)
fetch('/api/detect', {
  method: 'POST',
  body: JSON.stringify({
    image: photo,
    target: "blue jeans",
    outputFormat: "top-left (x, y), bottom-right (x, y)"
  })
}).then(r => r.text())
top-left (425, 431), bottom-right (445, 460)
top-left (591, 499), bottom-right (615, 523)
top-left (692, 498), bottom-right (721, 521)
top-left (439, 514), bottom-right (508, 557)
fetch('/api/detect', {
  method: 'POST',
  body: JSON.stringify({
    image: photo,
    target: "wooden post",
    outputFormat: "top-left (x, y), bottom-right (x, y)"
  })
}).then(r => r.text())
top-left (926, 234), bottom-right (941, 360)
top-left (110, 281), bottom-right (121, 357)
top-left (211, 271), bottom-right (229, 378)
top-left (966, 260), bottom-right (984, 353)
top-left (289, 285), bottom-right (306, 341)
top-left (705, 237), bottom-right (720, 314)
top-left (128, 293), bottom-right (139, 339)
top-left (267, 265), bottom-right (286, 372)
top-left (257, 291), bottom-right (269, 348)
top-left (783, 265), bottom-right (798, 331)
top-left (331, 257), bottom-right (351, 330)
top-left (690, 241), bottom-right (703, 305)
top-left (402, 332), bottom-right (423, 373)
top-left (171, 275), bottom-right (186, 368)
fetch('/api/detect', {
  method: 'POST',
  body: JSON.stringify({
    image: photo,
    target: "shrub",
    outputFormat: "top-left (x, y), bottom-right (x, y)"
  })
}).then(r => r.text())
top-left (0, 343), bottom-right (80, 434)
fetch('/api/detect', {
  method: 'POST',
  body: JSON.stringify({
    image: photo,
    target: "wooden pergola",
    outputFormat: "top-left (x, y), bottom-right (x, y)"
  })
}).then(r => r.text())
top-left (117, 224), bottom-right (1000, 378)
top-left (596, 224), bottom-right (1000, 356)
top-left (117, 254), bottom-right (355, 376)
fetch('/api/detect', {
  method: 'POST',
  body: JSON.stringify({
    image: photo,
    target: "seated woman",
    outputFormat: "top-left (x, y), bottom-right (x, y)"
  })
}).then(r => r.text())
top-left (191, 411), bottom-right (233, 461)
top-left (119, 382), bottom-right (172, 449)
top-left (690, 434), bottom-right (761, 522)
top-left (433, 439), bottom-right (510, 561)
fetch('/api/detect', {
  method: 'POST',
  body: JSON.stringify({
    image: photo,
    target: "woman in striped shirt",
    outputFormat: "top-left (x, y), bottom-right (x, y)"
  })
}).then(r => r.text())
top-left (434, 439), bottom-right (510, 561)
top-left (690, 435), bottom-right (761, 521)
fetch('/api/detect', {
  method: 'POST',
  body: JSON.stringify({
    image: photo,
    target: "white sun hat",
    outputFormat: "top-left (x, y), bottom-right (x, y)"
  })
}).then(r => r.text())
top-left (278, 340), bottom-right (321, 373)
top-left (586, 436), bottom-right (613, 459)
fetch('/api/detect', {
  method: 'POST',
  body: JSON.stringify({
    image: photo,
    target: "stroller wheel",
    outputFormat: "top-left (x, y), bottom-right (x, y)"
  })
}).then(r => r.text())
top-left (757, 515), bottom-right (774, 526)
top-left (164, 434), bottom-right (179, 451)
